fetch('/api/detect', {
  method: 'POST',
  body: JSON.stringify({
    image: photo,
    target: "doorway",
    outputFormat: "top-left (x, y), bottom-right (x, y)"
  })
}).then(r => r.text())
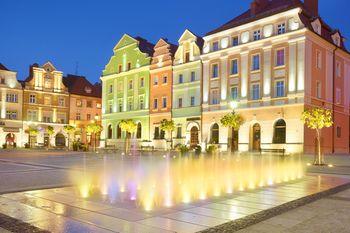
top-left (231, 129), bottom-right (239, 152)
top-left (190, 126), bottom-right (199, 146)
top-left (252, 123), bottom-right (261, 151)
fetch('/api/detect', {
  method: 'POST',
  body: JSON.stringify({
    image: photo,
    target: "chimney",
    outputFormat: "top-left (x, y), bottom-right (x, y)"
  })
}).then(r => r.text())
top-left (304, 0), bottom-right (319, 16)
top-left (250, 0), bottom-right (269, 15)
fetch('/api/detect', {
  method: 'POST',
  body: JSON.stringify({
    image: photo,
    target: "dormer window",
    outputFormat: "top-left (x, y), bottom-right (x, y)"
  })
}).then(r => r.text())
top-left (277, 23), bottom-right (286, 35)
top-left (311, 19), bottom-right (322, 35)
top-left (332, 33), bottom-right (341, 47)
top-left (85, 86), bottom-right (92, 94)
top-left (253, 30), bottom-right (261, 41)
top-left (232, 36), bottom-right (239, 46)
top-left (185, 52), bottom-right (190, 63)
top-left (212, 41), bottom-right (219, 51)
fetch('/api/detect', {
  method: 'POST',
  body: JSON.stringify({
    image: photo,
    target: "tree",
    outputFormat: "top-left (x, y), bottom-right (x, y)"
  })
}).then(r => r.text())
top-left (302, 107), bottom-right (333, 165)
top-left (64, 125), bottom-right (76, 150)
top-left (27, 126), bottom-right (39, 148)
top-left (86, 122), bottom-right (103, 152)
top-left (46, 126), bottom-right (55, 149)
top-left (119, 119), bottom-right (137, 153)
top-left (160, 119), bottom-right (175, 149)
top-left (220, 111), bottom-right (244, 152)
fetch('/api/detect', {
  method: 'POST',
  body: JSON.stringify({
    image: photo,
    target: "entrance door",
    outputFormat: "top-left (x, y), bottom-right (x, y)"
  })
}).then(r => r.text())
top-left (231, 128), bottom-right (239, 152)
top-left (5, 133), bottom-right (16, 147)
top-left (55, 133), bottom-right (66, 147)
top-left (190, 126), bottom-right (199, 146)
top-left (252, 123), bottom-right (261, 151)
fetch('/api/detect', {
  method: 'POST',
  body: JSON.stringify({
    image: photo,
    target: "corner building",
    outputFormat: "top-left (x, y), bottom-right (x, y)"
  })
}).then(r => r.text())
top-left (101, 34), bottom-right (154, 148)
top-left (172, 30), bottom-right (203, 147)
top-left (201, 0), bottom-right (350, 154)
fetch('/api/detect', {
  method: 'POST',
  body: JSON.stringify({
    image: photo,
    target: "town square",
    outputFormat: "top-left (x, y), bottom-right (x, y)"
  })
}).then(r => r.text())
top-left (1, 0), bottom-right (350, 232)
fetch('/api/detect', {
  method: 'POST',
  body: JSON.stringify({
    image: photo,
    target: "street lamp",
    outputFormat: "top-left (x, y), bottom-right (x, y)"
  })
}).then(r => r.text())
top-left (230, 101), bottom-right (238, 110)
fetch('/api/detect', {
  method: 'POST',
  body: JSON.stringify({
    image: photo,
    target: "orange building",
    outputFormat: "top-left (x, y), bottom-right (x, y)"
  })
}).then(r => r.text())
top-left (149, 39), bottom-right (177, 149)
top-left (63, 74), bottom-right (102, 147)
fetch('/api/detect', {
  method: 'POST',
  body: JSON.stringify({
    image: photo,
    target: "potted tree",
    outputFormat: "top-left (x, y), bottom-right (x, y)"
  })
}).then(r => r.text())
top-left (119, 119), bottom-right (137, 153)
top-left (160, 119), bottom-right (175, 150)
top-left (302, 107), bottom-right (333, 165)
top-left (63, 125), bottom-right (76, 150)
top-left (220, 111), bottom-right (244, 152)
top-left (27, 126), bottom-right (39, 148)
top-left (86, 122), bottom-right (103, 152)
top-left (46, 126), bottom-right (55, 149)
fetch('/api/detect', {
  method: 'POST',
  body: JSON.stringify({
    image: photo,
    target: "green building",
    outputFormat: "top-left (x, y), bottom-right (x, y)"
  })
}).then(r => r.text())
top-left (101, 34), bottom-right (154, 148)
top-left (172, 30), bottom-right (203, 147)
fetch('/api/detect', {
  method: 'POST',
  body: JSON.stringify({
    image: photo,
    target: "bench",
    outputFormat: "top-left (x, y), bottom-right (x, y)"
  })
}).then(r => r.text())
top-left (260, 148), bottom-right (285, 156)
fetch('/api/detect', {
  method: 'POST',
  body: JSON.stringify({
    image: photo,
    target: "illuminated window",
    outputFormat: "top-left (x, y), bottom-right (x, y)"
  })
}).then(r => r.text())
top-left (76, 99), bottom-right (82, 107)
top-left (27, 110), bottom-right (37, 121)
top-left (6, 111), bottom-right (17, 120)
top-left (252, 84), bottom-right (260, 100)
top-left (252, 54), bottom-right (260, 71)
top-left (275, 81), bottom-right (285, 98)
top-left (253, 30), bottom-right (261, 41)
top-left (232, 36), bottom-right (239, 46)
top-left (6, 94), bottom-right (18, 103)
top-left (212, 41), bottom-right (219, 51)
top-left (231, 59), bottom-right (238, 75)
top-left (128, 98), bottom-right (133, 111)
top-left (276, 49), bottom-right (285, 67)
top-left (212, 64), bottom-right (219, 78)
top-left (96, 103), bottom-right (101, 109)
top-left (210, 123), bottom-right (219, 144)
top-left (211, 89), bottom-right (220, 105)
top-left (231, 86), bottom-right (238, 100)
top-left (29, 94), bottom-right (36, 104)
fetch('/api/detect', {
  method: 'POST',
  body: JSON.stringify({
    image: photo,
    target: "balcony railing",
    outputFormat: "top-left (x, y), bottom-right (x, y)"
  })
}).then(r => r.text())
top-left (24, 85), bottom-right (68, 94)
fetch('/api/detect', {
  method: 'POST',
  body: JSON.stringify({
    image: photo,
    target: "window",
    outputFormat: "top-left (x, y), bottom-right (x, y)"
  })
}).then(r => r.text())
top-left (43, 116), bottom-right (51, 123)
top-left (163, 76), bottom-right (167, 84)
top-left (127, 62), bottom-right (131, 71)
top-left (232, 36), bottom-right (239, 46)
top-left (140, 77), bottom-right (144, 87)
top-left (253, 30), bottom-right (261, 41)
top-left (139, 96), bottom-right (144, 110)
top-left (190, 96), bottom-right (195, 106)
top-left (210, 123), bottom-right (219, 144)
top-left (336, 61), bottom-right (341, 77)
top-left (277, 23), bottom-right (286, 35)
top-left (212, 41), bottom-right (219, 51)
top-left (337, 127), bottom-right (341, 138)
top-left (107, 125), bottom-right (113, 139)
top-left (0, 78), bottom-right (5, 84)
top-left (178, 74), bottom-right (183, 84)
top-left (153, 98), bottom-right (158, 109)
top-left (176, 127), bottom-right (182, 138)
top-left (118, 81), bottom-right (123, 91)
top-left (27, 110), bottom-right (37, 121)
top-left (118, 99), bottom-right (123, 112)
top-left (76, 113), bottom-right (81, 120)
top-left (185, 52), bottom-right (190, 63)
top-left (252, 54), bottom-right (260, 71)
top-left (116, 124), bottom-right (122, 139)
top-left (76, 99), bottom-right (82, 107)
top-left (128, 80), bottom-right (133, 89)
top-left (276, 49), bottom-right (285, 67)
top-left (6, 94), bottom-right (17, 103)
top-left (230, 59), bottom-right (238, 75)
top-left (178, 98), bottom-right (183, 108)
top-left (136, 123), bottom-right (142, 139)
top-left (160, 129), bottom-right (165, 139)
top-left (58, 98), bottom-right (65, 107)
top-left (128, 98), bottom-right (133, 111)
top-left (316, 81), bottom-right (322, 99)
top-left (29, 94), bottom-right (36, 104)
top-left (252, 84), bottom-right (260, 100)
top-left (6, 111), bottom-right (17, 120)
top-left (154, 76), bottom-right (158, 85)
top-left (275, 80), bottom-right (285, 98)
top-left (190, 72), bottom-right (196, 82)
top-left (86, 100), bottom-right (92, 108)
top-left (336, 88), bottom-right (341, 104)
top-left (211, 89), bottom-right (220, 105)
top-left (162, 97), bottom-right (167, 108)
top-left (44, 96), bottom-right (51, 105)
top-left (109, 84), bottom-right (113, 93)
top-left (154, 127), bottom-right (160, 139)
top-left (87, 114), bottom-right (91, 121)
top-left (118, 65), bottom-right (122, 73)
top-left (212, 64), bottom-right (219, 78)
top-left (108, 101), bottom-right (113, 113)
top-left (273, 119), bottom-right (286, 143)
top-left (316, 50), bottom-right (322, 69)
top-left (96, 103), bottom-right (102, 109)
top-left (231, 86), bottom-right (238, 100)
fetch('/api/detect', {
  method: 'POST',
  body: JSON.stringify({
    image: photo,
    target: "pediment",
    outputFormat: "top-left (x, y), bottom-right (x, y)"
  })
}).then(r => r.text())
top-left (113, 34), bottom-right (138, 51)
top-left (178, 29), bottom-right (197, 43)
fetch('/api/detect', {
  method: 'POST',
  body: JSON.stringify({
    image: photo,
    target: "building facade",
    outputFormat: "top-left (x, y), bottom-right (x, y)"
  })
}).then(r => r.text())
top-left (22, 62), bottom-right (69, 147)
top-left (172, 30), bottom-right (203, 147)
top-left (201, 0), bottom-right (350, 154)
top-left (101, 34), bottom-right (154, 148)
top-left (149, 39), bottom-right (177, 149)
top-left (0, 64), bottom-right (24, 147)
top-left (63, 74), bottom-right (102, 146)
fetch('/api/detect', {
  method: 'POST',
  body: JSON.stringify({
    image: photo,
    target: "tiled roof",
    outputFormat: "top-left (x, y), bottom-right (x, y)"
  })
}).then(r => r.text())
top-left (135, 36), bottom-right (155, 57)
top-left (0, 63), bottom-right (10, 71)
top-left (63, 74), bottom-right (101, 98)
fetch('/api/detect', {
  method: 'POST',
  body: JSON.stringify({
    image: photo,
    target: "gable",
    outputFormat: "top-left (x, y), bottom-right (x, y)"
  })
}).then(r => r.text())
top-left (154, 38), bottom-right (169, 49)
top-left (332, 32), bottom-right (341, 47)
top-left (311, 18), bottom-right (321, 35)
top-left (178, 29), bottom-right (197, 43)
top-left (113, 34), bottom-right (138, 51)
top-left (42, 62), bottom-right (57, 72)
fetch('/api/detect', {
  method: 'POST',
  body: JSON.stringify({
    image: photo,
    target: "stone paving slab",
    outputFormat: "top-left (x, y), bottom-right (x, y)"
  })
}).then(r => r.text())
top-left (0, 174), bottom-right (349, 233)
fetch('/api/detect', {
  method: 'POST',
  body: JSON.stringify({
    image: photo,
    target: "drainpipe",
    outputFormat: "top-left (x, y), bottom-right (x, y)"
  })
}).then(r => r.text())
top-left (332, 47), bottom-right (337, 154)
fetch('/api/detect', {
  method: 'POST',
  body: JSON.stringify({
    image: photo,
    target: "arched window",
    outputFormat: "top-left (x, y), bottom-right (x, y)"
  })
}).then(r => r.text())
top-left (210, 123), bottom-right (219, 144)
top-left (107, 125), bottom-right (113, 139)
top-left (116, 124), bottom-right (122, 139)
top-left (273, 119), bottom-right (286, 143)
top-left (136, 122), bottom-right (142, 139)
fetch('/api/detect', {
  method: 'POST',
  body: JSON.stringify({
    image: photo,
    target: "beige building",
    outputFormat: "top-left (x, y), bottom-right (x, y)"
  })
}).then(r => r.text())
top-left (0, 63), bottom-right (24, 147)
top-left (22, 62), bottom-right (69, 147)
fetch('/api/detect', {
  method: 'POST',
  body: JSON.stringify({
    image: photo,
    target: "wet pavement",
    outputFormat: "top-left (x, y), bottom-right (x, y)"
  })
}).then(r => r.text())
top-left (0, 175), bottom-right (349, 233)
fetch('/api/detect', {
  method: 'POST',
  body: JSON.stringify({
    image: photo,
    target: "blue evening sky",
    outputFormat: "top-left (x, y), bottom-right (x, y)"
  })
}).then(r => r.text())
top-left (1, 0), bottom-right (349, 83)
